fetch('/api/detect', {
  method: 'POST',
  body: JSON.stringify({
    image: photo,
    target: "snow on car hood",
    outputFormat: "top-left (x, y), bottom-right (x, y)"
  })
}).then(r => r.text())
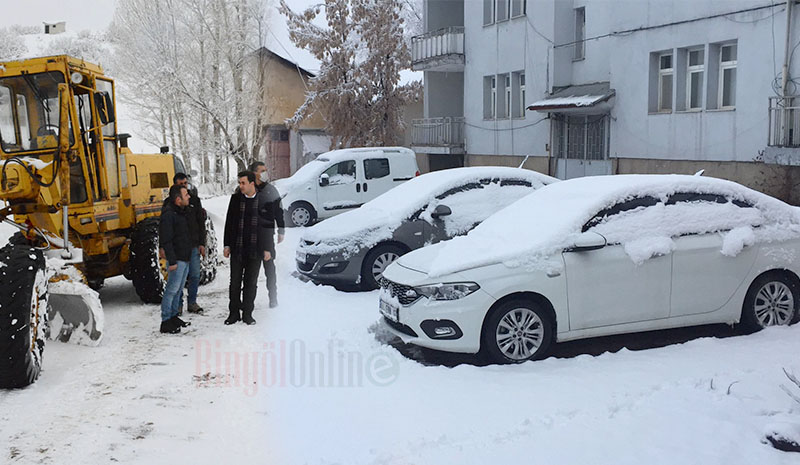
top-left (300, 167), bottom-right (557, 256)
top-left (424, 174), bottom-right (800, 278)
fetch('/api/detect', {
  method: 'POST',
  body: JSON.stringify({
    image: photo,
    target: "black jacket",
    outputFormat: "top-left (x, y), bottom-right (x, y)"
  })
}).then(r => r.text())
top-left (162, 190), bottom-right (207, 247)
top-left (160, 202), bottom-right (193, 265)
top-left (256, 181), bottom-right (285, 235)
top-left (224, 191), bottom-right (274, 258)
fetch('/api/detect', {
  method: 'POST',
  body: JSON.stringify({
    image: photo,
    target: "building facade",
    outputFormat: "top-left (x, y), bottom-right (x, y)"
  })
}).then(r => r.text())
top-left (411, 0), bottom-right (800, 203)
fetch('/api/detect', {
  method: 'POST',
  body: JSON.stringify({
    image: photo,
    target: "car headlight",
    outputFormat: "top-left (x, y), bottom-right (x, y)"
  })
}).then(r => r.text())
top-left (413, 282), bottom-right (480, 301)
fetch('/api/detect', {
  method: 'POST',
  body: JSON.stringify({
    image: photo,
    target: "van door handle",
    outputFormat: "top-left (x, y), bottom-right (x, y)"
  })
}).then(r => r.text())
top-left (356, 183), bottom-right (361, 193)
top-left (363, 183), bottom-right (368, 192)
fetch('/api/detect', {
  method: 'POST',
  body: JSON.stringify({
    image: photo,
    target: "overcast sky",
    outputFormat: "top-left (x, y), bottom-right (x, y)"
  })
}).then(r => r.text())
top-left (0, 0), bottom-right (320, 70)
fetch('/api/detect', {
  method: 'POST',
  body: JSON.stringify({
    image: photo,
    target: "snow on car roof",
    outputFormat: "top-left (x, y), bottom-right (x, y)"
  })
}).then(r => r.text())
top-left (425, 174), bottom-right (800, 277)
top-left (301, 167), bottom-right (558, 255)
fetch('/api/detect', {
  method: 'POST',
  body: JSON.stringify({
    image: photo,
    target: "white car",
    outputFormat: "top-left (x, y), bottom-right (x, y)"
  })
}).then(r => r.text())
top-left (380, 174), bottom-right (800, 363)
top-left (273, 147), bottom-right (419, 227)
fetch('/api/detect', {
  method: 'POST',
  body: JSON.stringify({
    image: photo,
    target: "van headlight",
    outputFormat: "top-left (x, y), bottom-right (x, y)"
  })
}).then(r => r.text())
top-left (414, 282), bottom-right (480, 301)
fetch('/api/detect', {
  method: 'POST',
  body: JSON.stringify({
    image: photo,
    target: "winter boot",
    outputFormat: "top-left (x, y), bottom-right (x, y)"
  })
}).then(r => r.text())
top-left (187, 303), bottom-right (204, 314)
top-left (171, 315), bottom-right (191, 328)
top-left (224, 310), bottom-right (240, 325)
top-left (160, 319), bottom-right (181, 334)
top-left (241, 310), bottom-right (256, 325)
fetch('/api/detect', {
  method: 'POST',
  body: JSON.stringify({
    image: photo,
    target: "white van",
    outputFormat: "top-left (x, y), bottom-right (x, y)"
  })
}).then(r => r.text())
top-left (273, 147), bottom-right (420, 227)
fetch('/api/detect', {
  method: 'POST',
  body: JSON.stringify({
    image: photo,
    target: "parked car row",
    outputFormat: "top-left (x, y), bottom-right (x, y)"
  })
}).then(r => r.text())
top-left (277, 149), bottom-right (800, 365)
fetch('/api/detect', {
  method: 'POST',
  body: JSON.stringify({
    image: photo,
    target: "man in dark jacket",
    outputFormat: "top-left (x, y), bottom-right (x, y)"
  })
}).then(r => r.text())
top-left (159, 184), bottom-right (193, 334)
top-left (249, 161), bottom-right (285, 308)
top-left (161, 173), bottom-right (207, 314)
top-left (224, 171), bottom-right (273, 325)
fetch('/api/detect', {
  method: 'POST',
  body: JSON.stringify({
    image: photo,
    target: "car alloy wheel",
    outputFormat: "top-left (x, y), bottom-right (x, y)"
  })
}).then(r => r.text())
top-left (753, 281), bottom-right (795, 327)
top-left (496, 307), bottom-right (545, 361)
top-left (371, 251), bottom-right (400, 281)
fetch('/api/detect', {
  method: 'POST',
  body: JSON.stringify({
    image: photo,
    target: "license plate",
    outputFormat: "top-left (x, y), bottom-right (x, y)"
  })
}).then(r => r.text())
top-left (379, 298), bottom-right (399, 322)
top-left (296, 250), bottom-right (307, 263)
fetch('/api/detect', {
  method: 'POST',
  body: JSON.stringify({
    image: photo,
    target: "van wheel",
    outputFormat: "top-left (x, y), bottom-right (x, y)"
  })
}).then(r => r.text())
top-left (740, 272), bottom-right (799, 332)
top-left (361, 244), bottom-right (405, 290)
top-left (199, 217), bottom-right (219, 285)
top-left (288, 202), bottom-right (316, 228)
top-left (481, 299), bottom-right (554, 364)
top-left (130, 218), bottom-right (165, 304)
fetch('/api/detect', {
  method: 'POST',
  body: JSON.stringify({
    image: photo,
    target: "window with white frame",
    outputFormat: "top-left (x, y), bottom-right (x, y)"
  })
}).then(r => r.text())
top-left (497, 0), bottom-right (510, 21)
top-left (483, 0), bottom-right (495, 25)
top-left (719, 43), bottom-right (737, 108)
top-left (574, 7), bottom-right (585, 60)
top-left (658, 53), bottom-right (673, 112)
top-left (512, 0), bottom-right (525, 17)
top-left (519, 73), bottom-right (526, 117)
top-left (686, 48), bottom-right (704, 110)
top-left (484, 75), bottom-right (497, 119)
top-left (504, 74), bottom-right (511, 118)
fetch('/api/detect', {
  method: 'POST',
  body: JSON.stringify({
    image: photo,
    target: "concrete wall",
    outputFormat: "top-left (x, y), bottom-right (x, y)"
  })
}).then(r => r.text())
top-left (425, 0), bottom-right (464, 31)
top-left (615, 158), bottom-right (800, 206)
top-left (424, 71), bottom-right (464, 118)
top-left (466, 153), bottom-right (551, 176)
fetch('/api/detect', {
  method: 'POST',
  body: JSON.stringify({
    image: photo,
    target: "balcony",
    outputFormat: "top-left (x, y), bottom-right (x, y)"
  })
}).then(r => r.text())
top-left (765, 96), bottom-right (800, 165)
top-left (411, 117), bottom-right (465, 154)
top-left (411, 27), bottom-right (465, 72)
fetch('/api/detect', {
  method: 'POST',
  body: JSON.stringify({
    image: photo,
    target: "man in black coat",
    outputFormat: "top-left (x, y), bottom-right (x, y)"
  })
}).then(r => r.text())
top-left (249, 161), bottom-right (285, 308)
top-left (159, 184), bottom-right (193, 334)
top-left (224, 171), bottom-right (273, 325)
top-left (161, 173), bottom-right (207, 314)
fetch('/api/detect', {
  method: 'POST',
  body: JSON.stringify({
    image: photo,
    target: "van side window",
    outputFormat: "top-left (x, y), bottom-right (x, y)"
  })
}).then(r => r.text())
top-left (323, 160), bottom-right (356, 185)
top-left (364, 158), bottom-right (389, 179)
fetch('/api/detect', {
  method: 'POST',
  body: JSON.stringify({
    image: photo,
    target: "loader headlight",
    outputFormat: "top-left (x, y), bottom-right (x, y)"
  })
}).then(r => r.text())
top-left (414, 282), bottom-right (480, 301)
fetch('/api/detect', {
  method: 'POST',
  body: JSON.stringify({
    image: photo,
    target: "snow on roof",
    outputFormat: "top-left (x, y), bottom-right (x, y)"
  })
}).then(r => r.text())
top-left (301, 167), bottom-right (557, 255)
top-left (527, 82), bottom-right (615, 111)
top-left (527, 94), bottom-right (610, 109)
top-left (423, 174), bottom-right (800, 277)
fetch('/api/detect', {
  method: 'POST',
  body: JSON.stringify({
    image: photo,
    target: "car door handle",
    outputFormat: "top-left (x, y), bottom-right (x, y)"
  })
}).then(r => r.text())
top-left (356, 183), bottom-right (361, 193)
top-left (363, 183), bottom-right (368, 192)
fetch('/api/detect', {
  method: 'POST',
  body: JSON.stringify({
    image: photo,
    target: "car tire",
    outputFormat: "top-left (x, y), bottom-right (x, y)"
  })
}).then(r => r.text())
top-left (740, 271), bottom-right (799, 333)
top-left (130, 218), bottom-right (166, 304)
top-left (481, 299), bottom-right (554, 364)
top-left (361, 244), bottom-right (405, 290)
top-left (288, 202), bottom-right (316, 228)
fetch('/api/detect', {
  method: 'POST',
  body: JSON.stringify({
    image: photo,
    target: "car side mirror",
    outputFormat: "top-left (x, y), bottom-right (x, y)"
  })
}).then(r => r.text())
top-left (319, 173), bottom-right (329, 187)
top-left (431, 204), bottom-right (452, 220)
top-left (566, 231), bottom-right (607, 252)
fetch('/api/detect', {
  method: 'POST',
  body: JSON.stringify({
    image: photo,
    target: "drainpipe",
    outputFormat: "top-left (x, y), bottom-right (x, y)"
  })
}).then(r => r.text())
top-left (781, 0), bottom-right (794, 98)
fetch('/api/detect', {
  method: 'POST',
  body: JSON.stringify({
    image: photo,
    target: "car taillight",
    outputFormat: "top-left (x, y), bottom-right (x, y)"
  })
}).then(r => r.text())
top-left (415, 171), bottom-right (420, 177)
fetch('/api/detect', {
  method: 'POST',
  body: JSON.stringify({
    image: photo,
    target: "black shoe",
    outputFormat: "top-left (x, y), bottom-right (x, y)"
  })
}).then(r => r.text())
top-left (160, 319), bottom-right (181, 334)
top-left (242, 312), bottom-right (256, 325)
top-left (269, 298), bottom-right (278, 309)
top-left (224, 311), bottom-right (240, 325)
top-left (171, 316), bottom-right (191, 327)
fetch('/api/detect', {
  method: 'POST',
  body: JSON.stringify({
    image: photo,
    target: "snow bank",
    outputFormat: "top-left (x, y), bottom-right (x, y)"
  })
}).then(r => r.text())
top-left (301, 167), bottom-right (556, 256)
top-left (426, 174), bottom-right (800, 277)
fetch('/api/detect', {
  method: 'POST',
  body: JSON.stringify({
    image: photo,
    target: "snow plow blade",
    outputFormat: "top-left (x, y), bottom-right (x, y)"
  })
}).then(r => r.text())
top-left (47, 284), bottom-right (104, 346)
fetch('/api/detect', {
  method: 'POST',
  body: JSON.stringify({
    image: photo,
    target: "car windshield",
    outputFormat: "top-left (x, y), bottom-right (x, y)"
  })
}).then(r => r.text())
top-left (0, 71), bottom-right (68, 154)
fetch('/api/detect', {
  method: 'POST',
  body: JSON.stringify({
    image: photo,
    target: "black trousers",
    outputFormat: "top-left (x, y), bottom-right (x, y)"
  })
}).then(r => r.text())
top-left (229, 254), bottom-right (262, 316)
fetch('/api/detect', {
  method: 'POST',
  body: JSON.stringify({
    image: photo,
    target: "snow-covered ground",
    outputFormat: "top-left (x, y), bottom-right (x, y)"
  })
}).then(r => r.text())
top-left (1, 195), bottom-right (799, 464)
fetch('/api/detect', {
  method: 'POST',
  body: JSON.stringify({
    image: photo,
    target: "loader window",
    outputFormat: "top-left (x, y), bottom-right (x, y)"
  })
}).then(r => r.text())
top-left (0, 72), bottom-right (74, 154)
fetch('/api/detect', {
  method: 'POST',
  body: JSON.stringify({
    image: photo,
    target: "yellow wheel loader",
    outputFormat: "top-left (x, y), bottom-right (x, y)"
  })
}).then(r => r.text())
top-left (0, 56), bottom-right (218, 388)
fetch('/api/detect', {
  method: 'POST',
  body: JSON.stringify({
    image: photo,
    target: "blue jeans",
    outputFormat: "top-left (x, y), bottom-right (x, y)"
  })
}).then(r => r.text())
top-left (187, 247), bottom-right (201, 305)
top-left (162, 260), bottom-right (190, 321)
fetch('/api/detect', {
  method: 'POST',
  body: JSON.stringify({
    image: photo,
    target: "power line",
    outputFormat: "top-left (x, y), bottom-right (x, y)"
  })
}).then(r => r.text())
top-left (554, 2), bottom-right (786, 49)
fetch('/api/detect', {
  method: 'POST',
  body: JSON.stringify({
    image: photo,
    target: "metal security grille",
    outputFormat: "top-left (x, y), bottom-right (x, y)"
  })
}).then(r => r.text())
top-left (553, 115), bottom-right (609, 160)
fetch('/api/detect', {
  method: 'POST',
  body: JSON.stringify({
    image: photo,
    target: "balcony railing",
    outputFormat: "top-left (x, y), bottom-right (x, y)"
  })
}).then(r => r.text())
top-left (412, 117), bottom-right (465, 149)
top-left (411, 27), bottom-right (465, 71)
top-left (769, 96), bottom-right (800, 147)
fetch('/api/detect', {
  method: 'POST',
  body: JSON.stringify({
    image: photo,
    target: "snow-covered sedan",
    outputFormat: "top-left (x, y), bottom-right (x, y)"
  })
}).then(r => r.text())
top-left (296, 167), bottom-right (558, 289)
top-left (380, 175), bottom-right (800, 363)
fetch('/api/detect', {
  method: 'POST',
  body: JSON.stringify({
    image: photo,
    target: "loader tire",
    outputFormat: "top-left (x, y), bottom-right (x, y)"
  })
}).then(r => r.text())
top-left (130, 218), bottom-right (165, 304)
top-left (0, 244), bottom-right (48, 388)
top-left (199, 216), bottom-right (218, 285)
